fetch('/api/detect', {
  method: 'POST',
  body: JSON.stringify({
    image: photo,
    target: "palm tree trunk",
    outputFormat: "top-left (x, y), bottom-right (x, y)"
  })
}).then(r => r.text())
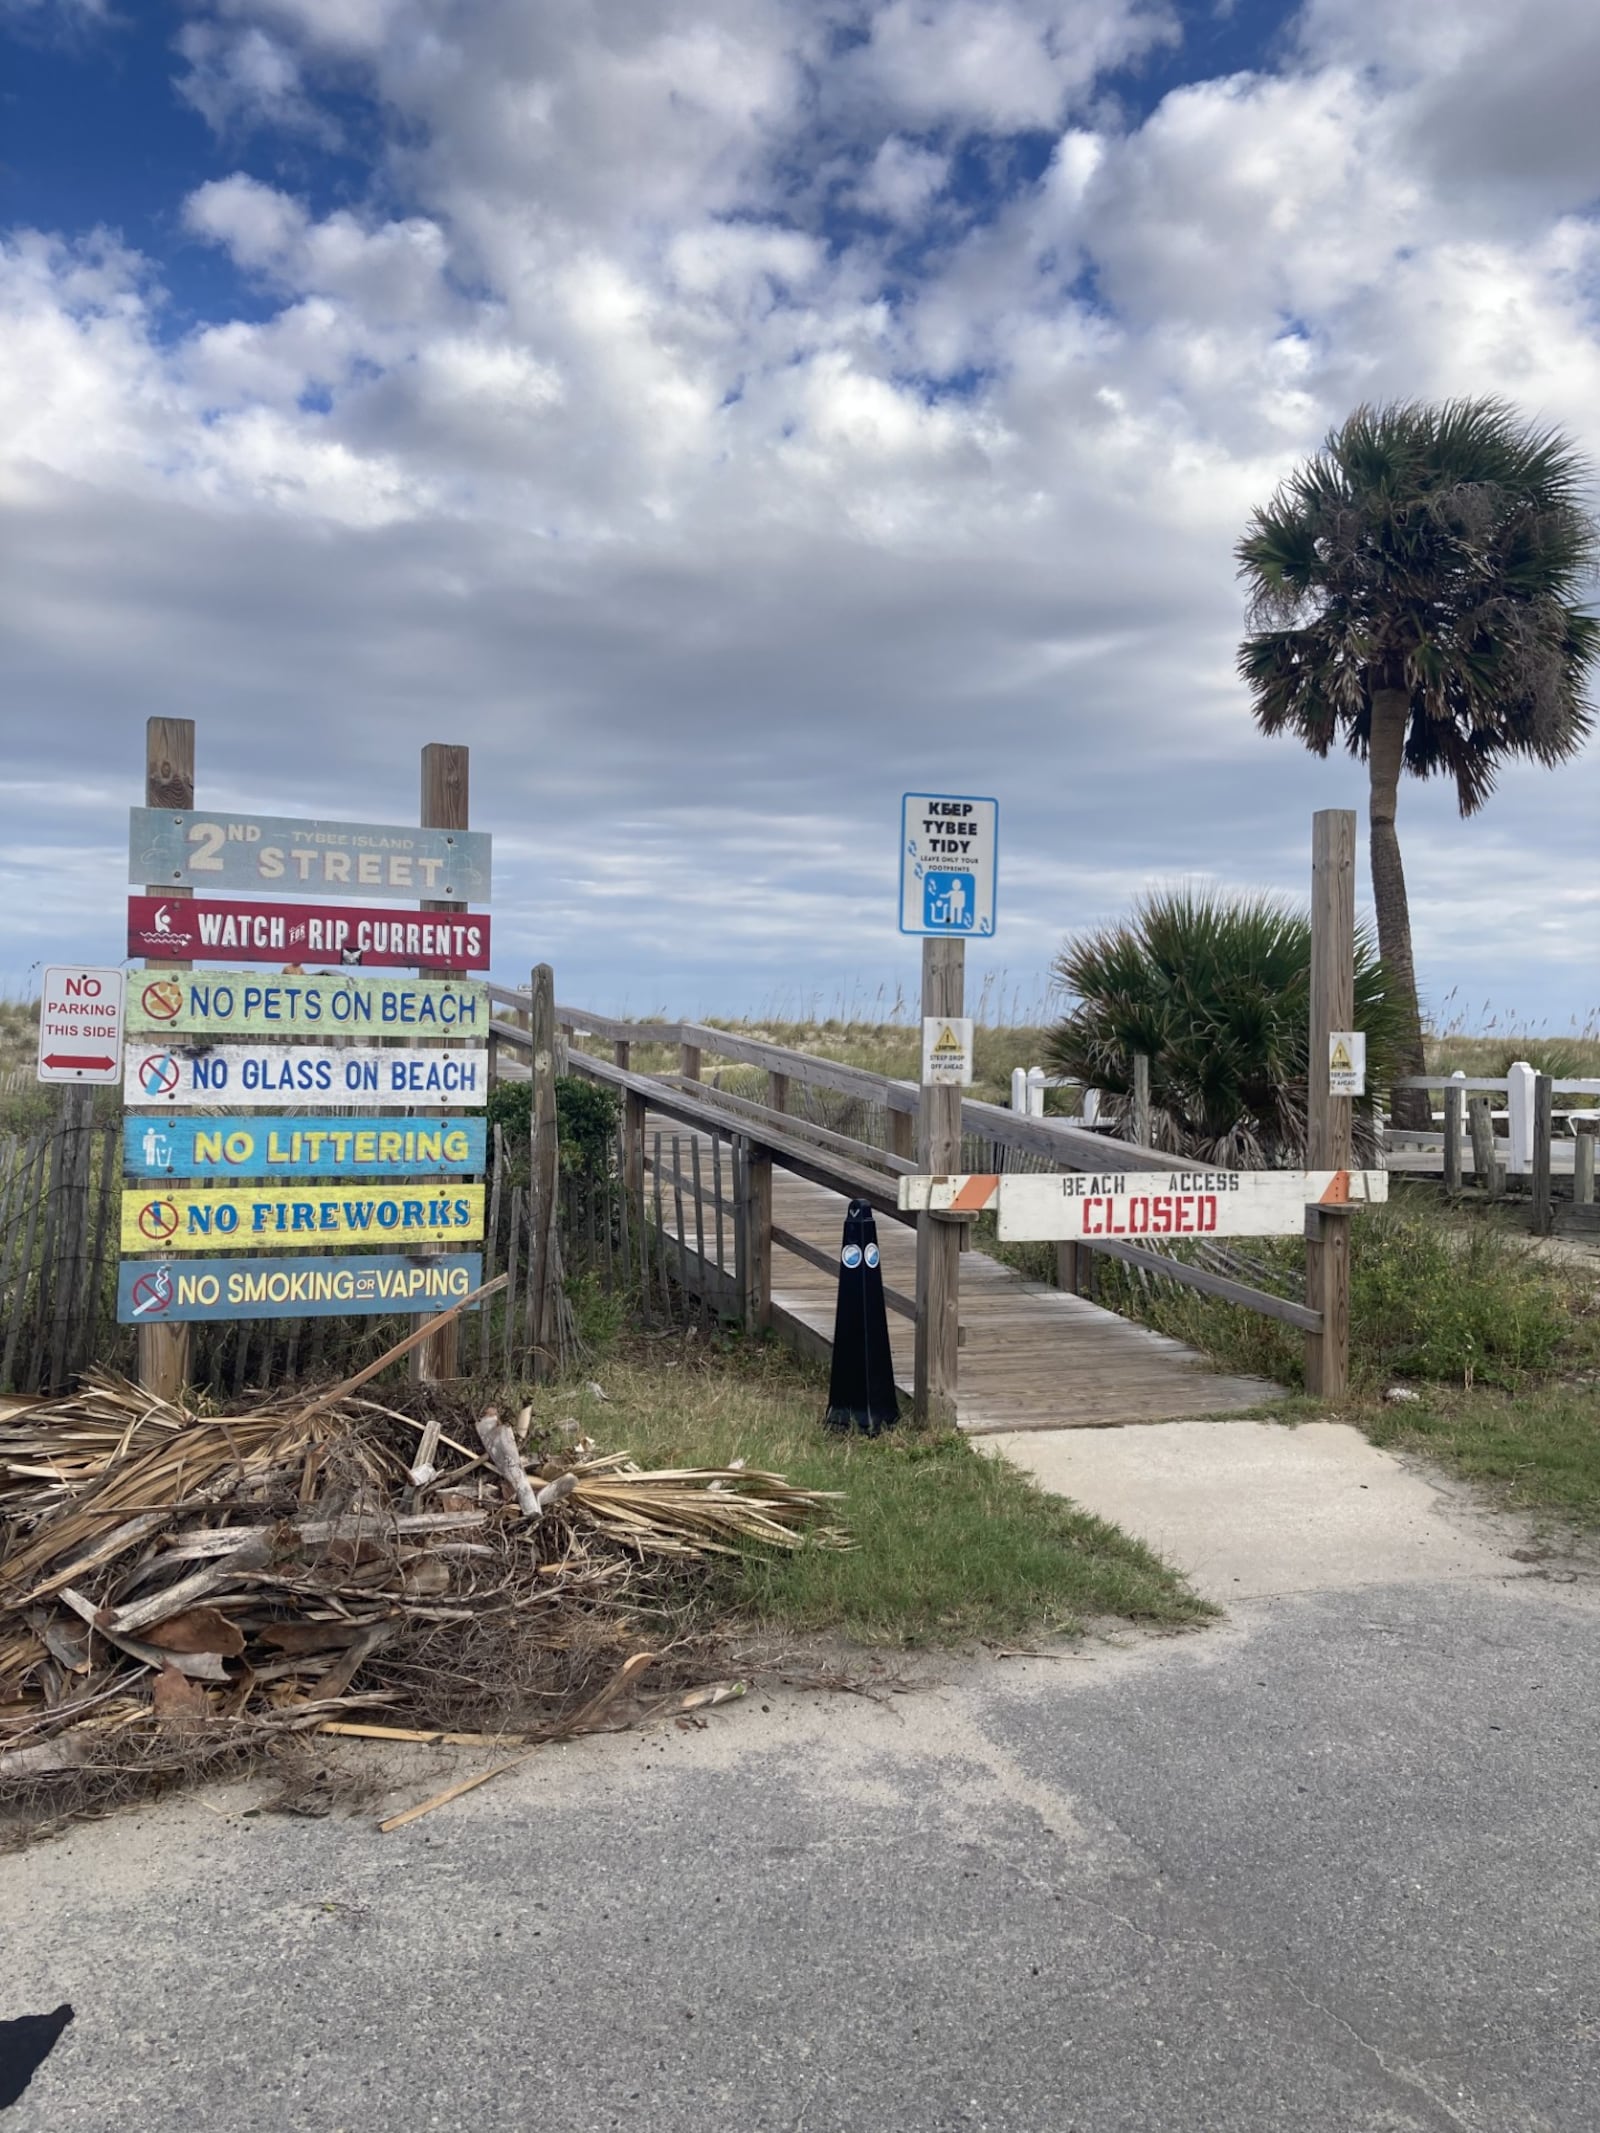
top-left (1368, 684), bottom-right (1430, 1131)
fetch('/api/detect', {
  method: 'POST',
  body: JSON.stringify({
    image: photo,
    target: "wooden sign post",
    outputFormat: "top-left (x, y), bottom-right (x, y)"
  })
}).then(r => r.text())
top-left (913, 936), bottom-right (963, 1427)
top-left (413, 742), bottom-right (470, 1383)
top-left (138, 717), bottom-right (195, 1403)
top-left (1305, 809), bottom-right (1356, 1398)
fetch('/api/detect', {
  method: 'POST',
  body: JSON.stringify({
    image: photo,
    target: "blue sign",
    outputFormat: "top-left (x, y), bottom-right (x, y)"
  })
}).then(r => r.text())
top-left (129, 809), bottom-right (491, 902)
top-left (900, 794), bottom-right (998, 936)
top-left (125, 1115), bottom-right (486, 1180)
top-left (118, 1254), bottom-right (484, 1324)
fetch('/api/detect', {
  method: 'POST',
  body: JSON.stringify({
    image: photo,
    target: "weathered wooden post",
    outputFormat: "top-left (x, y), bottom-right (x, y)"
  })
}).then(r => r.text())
top-left (413, 742), bottom-right (470, 1382)
top-left (1131, 1053), bottom-right (1151, 1148)
top-left (138, 717), bottom-right (195, 1404)
top-left (1531, 1073), bottom-right (1554, 1236)
top-left (1443, 1073), bottom-right (1466, 1193)
top-left (1574, 1123), bottom-right (1596, 1208)
top-left (734, 1136), bottom-right (773, 1333)
top-left (679, 1036), bottom-right (702, 1083)
top-left (45, 1084), bottom-right (95, 1394)
top-left (914, 937), bottom-right (963, 1426)
top-left (1467, 1094), bottom-right (1503, 1198)
top-left (525, 964), bottom-right (562, 1376)
top-left (888, 1092), bottom-right (915, 1163)
top-left (1304, 809), bottom-right (1355, 1400)
top-left (768, 1069), bottom-right (790, 1116)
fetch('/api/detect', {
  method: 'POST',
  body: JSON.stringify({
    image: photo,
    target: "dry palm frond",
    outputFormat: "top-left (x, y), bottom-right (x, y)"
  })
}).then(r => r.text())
top-left (1, 1370), bottom-right (846, 1833)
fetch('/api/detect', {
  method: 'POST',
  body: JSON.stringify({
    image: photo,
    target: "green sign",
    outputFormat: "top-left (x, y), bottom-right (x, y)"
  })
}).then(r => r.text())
top-left (127, 970), bottom-right (488, 1038)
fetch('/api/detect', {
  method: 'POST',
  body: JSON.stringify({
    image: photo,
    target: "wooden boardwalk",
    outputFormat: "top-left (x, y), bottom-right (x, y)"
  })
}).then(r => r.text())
top-left (648, 1118), bottom-right (1276, 1433)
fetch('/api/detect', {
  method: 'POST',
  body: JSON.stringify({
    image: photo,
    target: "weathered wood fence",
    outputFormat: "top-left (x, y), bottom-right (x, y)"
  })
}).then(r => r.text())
top-left (1387, 1070), bottom-right (1600, 1235)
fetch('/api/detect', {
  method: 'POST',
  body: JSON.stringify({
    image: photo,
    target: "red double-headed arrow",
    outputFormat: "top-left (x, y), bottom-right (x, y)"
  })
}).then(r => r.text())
top-left (42, 1053), bottom-right (116, 1070)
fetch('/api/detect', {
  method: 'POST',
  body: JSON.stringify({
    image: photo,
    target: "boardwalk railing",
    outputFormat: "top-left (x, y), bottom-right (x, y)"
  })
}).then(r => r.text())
top-left (488, 987), bottom-right (1330, 1408)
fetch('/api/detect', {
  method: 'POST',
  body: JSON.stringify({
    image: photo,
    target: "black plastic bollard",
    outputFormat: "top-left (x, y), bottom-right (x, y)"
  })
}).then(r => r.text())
top-left (824, 1199), bottom-right (900, 1433)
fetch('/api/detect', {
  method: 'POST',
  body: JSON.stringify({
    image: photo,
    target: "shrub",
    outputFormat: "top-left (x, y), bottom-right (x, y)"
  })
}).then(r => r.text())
top-left (485, 1076), bottom-right (620, 1181)
top-left (1048, 888), bottom-right (1406, 1165)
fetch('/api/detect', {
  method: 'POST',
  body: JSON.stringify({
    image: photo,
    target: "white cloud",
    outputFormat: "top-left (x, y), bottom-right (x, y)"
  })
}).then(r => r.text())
top-left (1, 0), bottom-right (1597, 1022)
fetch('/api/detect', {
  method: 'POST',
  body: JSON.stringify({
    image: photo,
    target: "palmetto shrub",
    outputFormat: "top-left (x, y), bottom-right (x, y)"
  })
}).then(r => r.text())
top-left (1047, 889), bottom-right (1406, 1166)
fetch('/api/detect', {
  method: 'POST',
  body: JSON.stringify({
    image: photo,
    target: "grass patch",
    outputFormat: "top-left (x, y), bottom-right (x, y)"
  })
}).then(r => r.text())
top-left (1072, 1190), bottom-right (1600, 1526)
top-left (1362, 1381), bottom-right (1600, 1524)
top-left (544, 1334), bottom-right (1209, 1645)
top-left (1090, 1195), bottom-right (1595, 1396)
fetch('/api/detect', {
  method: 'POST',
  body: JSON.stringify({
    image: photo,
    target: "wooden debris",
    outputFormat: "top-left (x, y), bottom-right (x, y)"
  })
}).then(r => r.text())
top-left (1, 1372), bottom-right (845, 1822)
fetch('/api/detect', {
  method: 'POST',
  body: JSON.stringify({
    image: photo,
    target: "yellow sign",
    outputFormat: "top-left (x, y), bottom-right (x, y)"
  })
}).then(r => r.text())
top-left (921, 1014), bottom-right (974, 1087)
top-left (122, 1183), bottom-right (484, 1253)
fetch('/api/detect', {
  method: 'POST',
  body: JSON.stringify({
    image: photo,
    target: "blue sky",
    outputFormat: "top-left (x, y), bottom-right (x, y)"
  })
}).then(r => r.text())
top-left (2, 0), bottom-right (1598, 1033)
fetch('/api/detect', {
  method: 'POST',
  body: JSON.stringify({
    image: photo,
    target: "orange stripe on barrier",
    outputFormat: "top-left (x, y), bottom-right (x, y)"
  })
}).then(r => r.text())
top-left (1319, 1171), bottom-right (1351, 1204)
top-left (949, 1174), bottom-right (1001, 1212)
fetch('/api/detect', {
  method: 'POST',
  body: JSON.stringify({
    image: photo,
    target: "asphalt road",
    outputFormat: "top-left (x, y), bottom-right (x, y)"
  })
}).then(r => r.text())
top-left (4, 1465), bottom-right (1597, 2132)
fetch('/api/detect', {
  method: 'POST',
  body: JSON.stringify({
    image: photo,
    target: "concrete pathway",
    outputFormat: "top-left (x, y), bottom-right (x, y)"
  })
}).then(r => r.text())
top-left (5, 1420), bottom-right (1598, 2133)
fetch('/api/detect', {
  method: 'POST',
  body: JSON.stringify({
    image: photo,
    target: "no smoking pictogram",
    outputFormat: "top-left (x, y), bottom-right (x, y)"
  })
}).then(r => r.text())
top-left (130, 1268), bottom-right (173, 1317)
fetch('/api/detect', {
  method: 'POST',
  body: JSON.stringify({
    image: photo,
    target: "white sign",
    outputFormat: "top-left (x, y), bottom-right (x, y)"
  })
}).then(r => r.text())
top-left (37, 966), bottom-right (125, 1085)
top-left (900, 793), bottom-right (998, 937)
top-left (124, 1043), bottom-right (490, 1109)
top-left (1328, 1031), bottom-right (1366, 1096)
top-left (922, 1017), bottom-right (974, 1087)
top-left (899, 1167), bottom-right (1388, 1240)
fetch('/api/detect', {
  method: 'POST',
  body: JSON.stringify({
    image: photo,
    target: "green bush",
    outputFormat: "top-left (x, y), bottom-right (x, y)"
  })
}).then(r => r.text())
top-left (1048, 888), bottom-right (1406, 1165)
top-left (1094, 1198), bottom-right (1581, 1393)
top-left (485, 1076), bottom-right (620, 1180)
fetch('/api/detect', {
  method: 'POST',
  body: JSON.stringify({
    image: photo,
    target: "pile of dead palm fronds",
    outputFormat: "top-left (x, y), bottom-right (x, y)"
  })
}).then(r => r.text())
top-left (0, 1369), bottom-right (845, 1824)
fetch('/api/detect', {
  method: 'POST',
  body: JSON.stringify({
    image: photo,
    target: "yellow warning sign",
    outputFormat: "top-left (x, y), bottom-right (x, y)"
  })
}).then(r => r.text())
top-left (921, 1016), bottom-right (974, 1087)
top-left (1328, 1030), bottom-right (1366, 1096)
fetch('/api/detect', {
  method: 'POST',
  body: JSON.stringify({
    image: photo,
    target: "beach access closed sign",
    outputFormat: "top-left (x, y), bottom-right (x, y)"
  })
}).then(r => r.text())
top-left (122, 1183), bottom-right (485, 1252)
top-left (118, 1254), bottom-right (484, 1325)
top-left (127, 971), bottom-right (487, 1038)
top-left (901, 1167), bottom-right (1389, 1241)
top-left (127, 895), bottom-right (491, 971)
top-left (129, 809), bottom-right (492, 902)
top-left (124, 1044), bottom-right (488, 1108)
top-left (125, 1116), bottom-right (486, 1180)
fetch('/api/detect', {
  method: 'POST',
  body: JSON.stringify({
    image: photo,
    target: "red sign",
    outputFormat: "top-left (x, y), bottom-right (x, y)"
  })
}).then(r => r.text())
top-left (127, 896), bottom-right (491, 971)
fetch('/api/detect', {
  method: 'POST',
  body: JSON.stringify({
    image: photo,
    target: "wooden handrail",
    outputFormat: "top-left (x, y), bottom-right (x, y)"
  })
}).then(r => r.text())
top-left (492, 1004), bottom-right (1315, 1339)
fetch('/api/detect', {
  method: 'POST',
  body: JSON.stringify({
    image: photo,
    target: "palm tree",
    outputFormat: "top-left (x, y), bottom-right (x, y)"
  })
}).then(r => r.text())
top-left (1048, 888), bottom-right (1404, 1166)
top-left (1235, 399), bottom-right (1598, 1128)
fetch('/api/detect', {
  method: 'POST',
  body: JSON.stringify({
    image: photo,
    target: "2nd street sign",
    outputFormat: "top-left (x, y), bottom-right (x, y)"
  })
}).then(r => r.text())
top-left (125, 1044), bottom-right (489, 1108)
top-left (37, 966), bottom-right (125, 1084)
top-left (900, 793), bottom-right (998, 937)
top-left (122, 1183), bottom-right (485, 1252)
top-left (127, 971), bottom-right (487, 1038)
top-left (125, 1116), bottom-right (487, 1181)
top-left (129, 809), bottom-right (492, 902)
top-left (118, 1254), bottom-right (484, 1324)
top-left (899, 1167), bottom-right (1388, 1241)
top-left (128, 895), bottom-right (491, 971)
